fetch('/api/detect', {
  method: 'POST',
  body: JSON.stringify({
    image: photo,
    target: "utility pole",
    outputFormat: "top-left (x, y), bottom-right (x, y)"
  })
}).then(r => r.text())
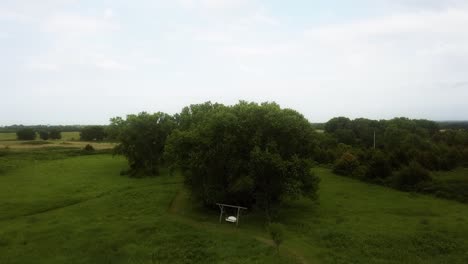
top-left (373, 130), bottom-right (376, 149)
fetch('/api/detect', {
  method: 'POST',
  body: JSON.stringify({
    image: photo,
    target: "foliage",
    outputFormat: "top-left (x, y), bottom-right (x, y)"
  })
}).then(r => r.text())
top-left (321, 116), bottom-right (468, 198)
top-left (111, 112), bottom-right (177, 176)
top-left (49, 129), bottom-right (62, 140)
top-left (268, 223), bottom-right (285, 254)
top-left (83, 144), bottom-right (95, 152)
top-left (39, 131), bottom-right (49, 140)
top-left (393, 161), bottom-right (431, 190)
top-left (333, 152), bottom-right (359, 175)
top-left (80, 126), bottom-right (106, 141)
top-left (366, 150), bottom-right (392, 180)
top-left (16, 128), bottom-right (36, 140)
top-left (165, 101), bottom-right (319, 214)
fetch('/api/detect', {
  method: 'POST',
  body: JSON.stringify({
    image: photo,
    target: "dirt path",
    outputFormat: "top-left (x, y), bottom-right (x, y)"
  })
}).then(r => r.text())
top-left (167, 190), bottom-right (310, 264)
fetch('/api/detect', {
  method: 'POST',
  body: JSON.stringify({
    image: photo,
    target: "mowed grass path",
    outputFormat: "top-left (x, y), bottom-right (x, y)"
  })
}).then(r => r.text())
top-left (0, 155), bottom-right (296, 264)
top-left (1, 154), bottom-right (468, 263)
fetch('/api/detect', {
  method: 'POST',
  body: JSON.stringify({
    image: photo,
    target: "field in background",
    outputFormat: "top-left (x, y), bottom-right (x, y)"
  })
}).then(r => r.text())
top-left (0, 131), bottom-right (116, 150)
top-left (1, 148), bottom-right (467, 263)
top-left (61, 131), bottom-right (80, 141)
top-left (0, 133), bottom-right (16, 141)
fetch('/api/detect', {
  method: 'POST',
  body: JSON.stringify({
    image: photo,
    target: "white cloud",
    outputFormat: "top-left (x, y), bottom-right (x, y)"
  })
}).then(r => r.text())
top-left (26, 61), bottom-right (60, 71)
top-left (0, 9), bottom-right (29, 22)
top-left (41, 13), bottom-right (119, 34)
top-left (179, 0), bottom-right (247, 9)
top-left (95, 59), bottom-right (131, 71)
top-left (104, 8), bottom-right (113, 19)
top-left (301, 8), bottom-right (468, 83)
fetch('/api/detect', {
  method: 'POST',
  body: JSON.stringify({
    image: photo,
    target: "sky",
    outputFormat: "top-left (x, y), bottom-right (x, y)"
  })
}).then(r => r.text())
top-left (1, 0), bottom-right (468, 125)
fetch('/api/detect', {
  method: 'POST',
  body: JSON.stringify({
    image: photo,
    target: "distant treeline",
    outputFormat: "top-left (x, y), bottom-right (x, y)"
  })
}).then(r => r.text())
top-left (0, 125), bottom-right (86, 133)
top-left (312, 121), bottom-right (468, 131)
top-left (4, 125), bottom-right (110, 142)
top-left (438, 121), bottom-right (468, 130)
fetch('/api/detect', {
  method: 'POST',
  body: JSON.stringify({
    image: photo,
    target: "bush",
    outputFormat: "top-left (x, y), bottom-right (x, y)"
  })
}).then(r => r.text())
top-left (333, 152), bottom-right (359, 175)
top-left (393, 161), bottom-right (431, 190)
top-left (111, 112), bottom-right (176, 176)
top-left (39, 131), bottom-right (49, 140)
top-left (80, 126), bottom-right (106, 141)
top-left (268, 223), bottom-right (285, 254)
top-left (366, 150), bottom-right (392, 179)
top-left (83, 144), bottom-right (95, 152)
top-left (16, 128), bottom-right (36, 140)
top-left (49, 129), bottom-right (62, 140)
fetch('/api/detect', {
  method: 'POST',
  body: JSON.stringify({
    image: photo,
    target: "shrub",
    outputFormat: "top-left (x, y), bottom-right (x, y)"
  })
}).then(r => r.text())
top-left (393, 161), bottom-right (431, 190)
top-left (366, 150), bottom-right (392, 179)
top-left (268, 223), bottom-right (285, 254)
top-left (333, 152), bottom-right (359, 175)
top-left (39, 131), bottom-right (49, 140)
top-left (16, 128), bottom-right (36, 140)
top-left (111, 112), bottom-right (176, 176)
top-left (80, 126), bottom-right (106, 141)
top-left (49, 129), bottom-right (62, 140)
top-left (83, 144), bottom-right (95, 152)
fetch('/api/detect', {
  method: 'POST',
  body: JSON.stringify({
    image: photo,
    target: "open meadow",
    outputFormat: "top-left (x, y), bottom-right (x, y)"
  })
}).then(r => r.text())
top-left (0, 131), bottom-right (115, 150)
top-left (1, 147), bottom-right (467, 264)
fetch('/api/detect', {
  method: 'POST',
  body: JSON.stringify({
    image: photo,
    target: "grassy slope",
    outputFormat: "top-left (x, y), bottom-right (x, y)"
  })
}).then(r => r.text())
top-left (1, 153), bottom-right (468, 263)
top-left (277, 168), bottom-right (468, 264)
top-left (0, 155), bottom-right (296, 264)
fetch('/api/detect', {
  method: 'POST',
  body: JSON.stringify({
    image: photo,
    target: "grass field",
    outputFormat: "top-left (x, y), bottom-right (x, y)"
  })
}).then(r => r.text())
top-left (0, 131), bottom-right (80, 141)
top-left (61, 131), bottom-right (80, 141)
top-left (1, 149), bottom-right (467, 263)
top-left (0, 133), bottom-right (16, 141)
top-left (0, 131), bottom-right (116, 150)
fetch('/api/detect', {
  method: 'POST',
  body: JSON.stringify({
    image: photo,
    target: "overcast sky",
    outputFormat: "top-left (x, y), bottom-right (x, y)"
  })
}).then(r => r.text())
top-left (1, 0), bottom-right (467, 125)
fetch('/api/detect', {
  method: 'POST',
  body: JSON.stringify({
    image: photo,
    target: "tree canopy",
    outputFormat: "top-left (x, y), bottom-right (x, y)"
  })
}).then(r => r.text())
top-left (80, 126), bottom-right (106, 141)
top-left (111, 112), bottom-right (176, 176)
top-left (16, 128), bottom-right (36, 140)
top-left (165, 101), bottom-right (320, 215)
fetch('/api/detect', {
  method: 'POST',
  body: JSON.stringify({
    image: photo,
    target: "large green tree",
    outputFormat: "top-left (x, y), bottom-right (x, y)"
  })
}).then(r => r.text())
top-left (80, 126), bottom-right (106, 141)
top-left (16, 128), bottom-right (36, 140)
top-left (112, 112), bottom-right (176, 176)
top-left (165, 101), bottom-right (319, 215)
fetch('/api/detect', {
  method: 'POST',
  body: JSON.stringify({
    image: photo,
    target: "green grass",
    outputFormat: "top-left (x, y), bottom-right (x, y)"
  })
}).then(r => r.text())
top-left (274, 168), bottom-right (468, 263)
top-left (0, 152), bottom-right (296, 264)
top-left (0, 132), bottom-right (16, 141)
top-left (1, 151), bottom-right (468, 264)
top-left (423, 167), bottom-right (468, 203)
top-left (61, 131), bottom-right (80, 141)
top-left (0, 131), bottom-right (79, 141)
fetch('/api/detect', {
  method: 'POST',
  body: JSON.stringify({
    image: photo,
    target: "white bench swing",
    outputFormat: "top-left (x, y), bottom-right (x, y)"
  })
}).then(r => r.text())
top-left (216, 203), bottom-right (247, 226)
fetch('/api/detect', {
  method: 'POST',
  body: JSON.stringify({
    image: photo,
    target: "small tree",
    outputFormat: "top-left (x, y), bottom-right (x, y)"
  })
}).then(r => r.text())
top-left (112, 112), bottom-right (176, 176)
top-left (333, 152), bottom-right (359, 175)
top-left (16, 128), bottom-right (36, 140)
top-left (80, 126), bottom-right (106, 141)
top-left (49, 129), bottom-right (62, 140)
top-left (39, 131), bottom-right (49, 140)
top-left (393, 161), bottom-right (431, 190)
top-left (84, 144), bottom-right (94, 151)
top-left (268, 223), bottom-right (285, 254)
